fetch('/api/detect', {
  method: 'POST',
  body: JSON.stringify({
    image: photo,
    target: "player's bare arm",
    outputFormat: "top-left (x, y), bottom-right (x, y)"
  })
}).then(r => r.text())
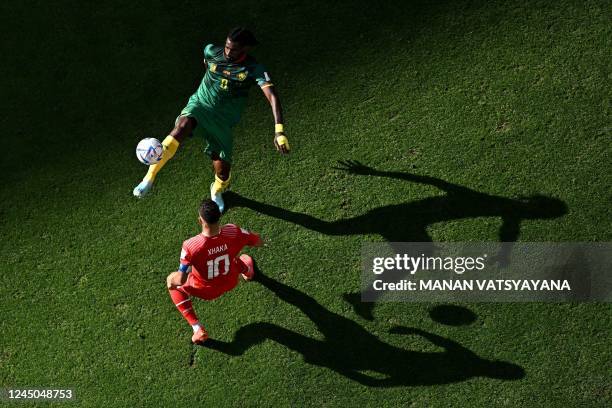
top-left (262, 85), bottom-right (289, 154)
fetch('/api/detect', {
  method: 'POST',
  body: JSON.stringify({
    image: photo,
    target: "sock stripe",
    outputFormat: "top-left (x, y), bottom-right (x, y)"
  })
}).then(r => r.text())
top-left (175, 299), bottom-right (191, 307)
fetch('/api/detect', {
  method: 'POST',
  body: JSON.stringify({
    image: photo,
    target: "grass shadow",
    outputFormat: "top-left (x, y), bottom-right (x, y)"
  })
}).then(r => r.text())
top-left (204, 268), bottom-right (525, 387)
top-left (225, 160), bottom-right (568, 319)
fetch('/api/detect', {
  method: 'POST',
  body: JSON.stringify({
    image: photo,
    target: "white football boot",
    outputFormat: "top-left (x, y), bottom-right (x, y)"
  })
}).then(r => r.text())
top-left (210, 182), bottom-right (225, 212)
top-left (133, 180), bottom-right (153, 198)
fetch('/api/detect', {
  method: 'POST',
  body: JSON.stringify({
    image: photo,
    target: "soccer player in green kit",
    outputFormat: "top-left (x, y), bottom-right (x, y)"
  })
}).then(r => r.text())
top-left (133, 27), bottom-right (289, 211)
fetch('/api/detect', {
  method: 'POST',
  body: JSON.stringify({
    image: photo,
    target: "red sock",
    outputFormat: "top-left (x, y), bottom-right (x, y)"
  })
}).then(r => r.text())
top-left (169, 287), bottom-right (199, 326)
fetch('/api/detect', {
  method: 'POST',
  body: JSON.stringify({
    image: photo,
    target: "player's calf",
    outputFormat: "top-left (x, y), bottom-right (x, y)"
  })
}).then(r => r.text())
top-left (168, 282), bottom-right (207, 344)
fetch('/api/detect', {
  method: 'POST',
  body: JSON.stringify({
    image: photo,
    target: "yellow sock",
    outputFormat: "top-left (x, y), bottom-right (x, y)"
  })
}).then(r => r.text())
top-left (143, 136), bottom-right (180, 183)
top-left (211, 173), bottom-right (231, 195)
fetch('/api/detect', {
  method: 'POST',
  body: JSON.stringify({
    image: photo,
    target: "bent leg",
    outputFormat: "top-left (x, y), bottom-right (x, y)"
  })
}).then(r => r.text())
top-left (169, 115), bottom-right (196, 142)
top-left (146, 116), bottom-right (195, 180)
top-left (205, 322), bottom-right (318, 358)
top-left (133, 116), bottom-right (196, 197)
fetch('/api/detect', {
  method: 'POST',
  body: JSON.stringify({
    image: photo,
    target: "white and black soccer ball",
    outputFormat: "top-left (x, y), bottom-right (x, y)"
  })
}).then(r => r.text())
top-left (136, 138), bottom-right (163, 165)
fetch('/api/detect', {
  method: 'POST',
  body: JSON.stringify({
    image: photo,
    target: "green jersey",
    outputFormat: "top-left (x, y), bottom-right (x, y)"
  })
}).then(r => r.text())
top-left (179, 43), bottom-right (273, 163)
top-left (195, 44), bottom-right (271, 124)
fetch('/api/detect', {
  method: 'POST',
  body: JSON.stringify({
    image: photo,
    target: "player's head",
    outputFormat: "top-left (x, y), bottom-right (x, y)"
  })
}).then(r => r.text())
top-left (198, 198), bottom-right (221, 226)
top-left (225, 27), bottom-right (258, 62)
top-left (518, 195), bottom-right (567, 219)
top-left (476, 359), bottom-right (525, 380)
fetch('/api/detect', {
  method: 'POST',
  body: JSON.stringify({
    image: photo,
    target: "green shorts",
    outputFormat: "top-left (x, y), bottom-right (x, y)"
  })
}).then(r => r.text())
top-left (179, 94), bottom-right (235, 163)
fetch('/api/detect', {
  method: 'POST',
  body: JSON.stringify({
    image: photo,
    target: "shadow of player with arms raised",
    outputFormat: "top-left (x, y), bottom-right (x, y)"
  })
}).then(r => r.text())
top-left (225, 160), bottom-right (567, 319)
top-left (204, 269), bottom-right (525, 387)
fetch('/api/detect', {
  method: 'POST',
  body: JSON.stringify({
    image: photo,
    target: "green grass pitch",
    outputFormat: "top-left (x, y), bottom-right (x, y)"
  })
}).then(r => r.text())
top-left (1, 0), bottom-right (610, 406)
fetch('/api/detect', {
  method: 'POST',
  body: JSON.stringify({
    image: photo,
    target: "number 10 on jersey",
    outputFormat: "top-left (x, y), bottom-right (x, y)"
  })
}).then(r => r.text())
top-left (207, 254), bottom-right (230, 279)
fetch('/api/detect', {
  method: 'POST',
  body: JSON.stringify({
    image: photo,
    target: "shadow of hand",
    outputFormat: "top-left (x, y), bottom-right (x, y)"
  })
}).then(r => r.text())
top-left (333, 160), bottom-right (377, 175)
top-left (342, 292), bottom-right (375, 321)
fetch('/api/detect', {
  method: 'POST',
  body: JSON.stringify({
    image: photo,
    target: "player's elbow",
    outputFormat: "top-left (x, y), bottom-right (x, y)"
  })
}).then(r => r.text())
top-left (264, 93), bottom-right (275, 106)
top-left (262, 87), bottom-right (279, 103)
top-left (269, 92), bottom-right (281, 105)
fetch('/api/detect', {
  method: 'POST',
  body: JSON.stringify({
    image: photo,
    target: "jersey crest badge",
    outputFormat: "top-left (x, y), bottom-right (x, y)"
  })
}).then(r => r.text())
top-left (237, 71), bottom-right (247, 81)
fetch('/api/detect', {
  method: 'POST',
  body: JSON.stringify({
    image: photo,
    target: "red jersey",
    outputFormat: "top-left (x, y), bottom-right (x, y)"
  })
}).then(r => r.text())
top-left (179, 224), bottom-right (260, 289)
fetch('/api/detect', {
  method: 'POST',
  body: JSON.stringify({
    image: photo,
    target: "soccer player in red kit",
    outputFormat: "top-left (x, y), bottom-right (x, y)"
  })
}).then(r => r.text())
top-left (166, 198), bottom-right (262, 344)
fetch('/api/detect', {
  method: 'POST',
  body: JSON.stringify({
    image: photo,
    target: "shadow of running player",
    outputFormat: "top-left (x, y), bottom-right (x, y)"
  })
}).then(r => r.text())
top-left (225, 160), bottom-right (567, 319)
top-left (204, 269), bottom-right (525, 387)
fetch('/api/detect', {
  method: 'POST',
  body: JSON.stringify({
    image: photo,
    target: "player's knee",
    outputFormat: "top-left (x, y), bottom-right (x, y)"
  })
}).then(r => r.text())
top-left (215, 162), bottom-right (231, 180)
top-left (171, 117), bottom-right (194, 142)
top-left (166, 273), bottom-right (175, 288)
top-left (217, 168), bottom-right (230, 180)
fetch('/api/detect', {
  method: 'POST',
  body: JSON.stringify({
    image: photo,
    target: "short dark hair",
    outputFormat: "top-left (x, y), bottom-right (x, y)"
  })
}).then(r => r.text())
top-left (199, 199), bottom-right (221, 224)
top-left (228, 27), bottom-right (258, 46)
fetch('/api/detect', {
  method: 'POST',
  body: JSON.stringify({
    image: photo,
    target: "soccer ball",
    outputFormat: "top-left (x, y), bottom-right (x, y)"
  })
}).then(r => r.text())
top-left (136, 138), bottom-right (163, 165)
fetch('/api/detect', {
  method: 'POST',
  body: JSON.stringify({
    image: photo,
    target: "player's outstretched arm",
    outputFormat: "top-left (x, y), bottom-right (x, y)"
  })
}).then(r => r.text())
top-left (243, 229), bottom-right (264, 247)
top-left (334, 160), bottom-right (466, 194)
top-left (252, 235), bottom-right (264, 247)
top-left (261, 85), bottom-right (289, 154)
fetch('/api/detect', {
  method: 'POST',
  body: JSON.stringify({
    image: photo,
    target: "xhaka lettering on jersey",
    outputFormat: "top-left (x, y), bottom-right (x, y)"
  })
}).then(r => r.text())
top-left (208, 244), bottom-right (228, 256)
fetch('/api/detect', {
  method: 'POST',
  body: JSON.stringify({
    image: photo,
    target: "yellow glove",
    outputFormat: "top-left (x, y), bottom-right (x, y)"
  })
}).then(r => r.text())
top-left (274, 124), bottom-right (290, 153)
top-left (275, 135), bottom-right (290, 152)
